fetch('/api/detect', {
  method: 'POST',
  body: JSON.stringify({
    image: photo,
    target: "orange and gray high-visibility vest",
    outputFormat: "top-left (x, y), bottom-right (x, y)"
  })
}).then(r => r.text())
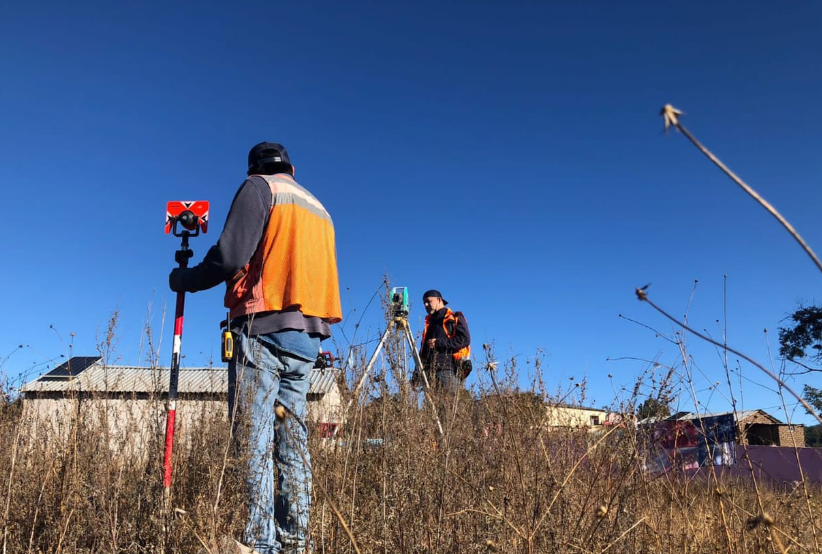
top-left (423, 308), bottom-right (470, 363)
top-left (224, 173), bottom-right (342, 322)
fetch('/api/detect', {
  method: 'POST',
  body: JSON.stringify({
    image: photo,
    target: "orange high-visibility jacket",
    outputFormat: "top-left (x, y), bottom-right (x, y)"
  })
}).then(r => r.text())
top-left (422, 308), bottom-right (471, 363)
top-left (224, 174), bottom-right (342, 322)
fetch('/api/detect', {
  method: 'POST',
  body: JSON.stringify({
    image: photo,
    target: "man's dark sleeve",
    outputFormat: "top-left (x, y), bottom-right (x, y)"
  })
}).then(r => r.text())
top-left (436, 313), bottom-right (470, 352)
top-left (419, 330), bottom-right (430, 361)
top-left (175, 178), bottom-right (271, 293)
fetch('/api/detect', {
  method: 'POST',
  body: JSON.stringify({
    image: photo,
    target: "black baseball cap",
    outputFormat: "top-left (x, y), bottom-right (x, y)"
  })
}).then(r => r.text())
top-left (422, 289), bottom-right (448, 305)
top-left (247, 142), bottom-right (291, 175)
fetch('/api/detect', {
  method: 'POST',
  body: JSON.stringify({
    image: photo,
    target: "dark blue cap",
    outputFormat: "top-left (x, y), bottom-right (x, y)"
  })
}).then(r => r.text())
top-left (247, 142), bottom-right (291, 175)
top-left (422, 289), bottom-right (448, 305)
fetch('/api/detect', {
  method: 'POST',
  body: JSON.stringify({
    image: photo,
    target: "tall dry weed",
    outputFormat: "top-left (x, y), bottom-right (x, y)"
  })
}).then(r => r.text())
top-left (2, 344), bottom-right (821, 553)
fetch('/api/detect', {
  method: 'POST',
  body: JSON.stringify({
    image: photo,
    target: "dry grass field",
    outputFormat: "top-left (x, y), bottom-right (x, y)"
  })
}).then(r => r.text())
top-left (2, 345), bottom-right (820, 554)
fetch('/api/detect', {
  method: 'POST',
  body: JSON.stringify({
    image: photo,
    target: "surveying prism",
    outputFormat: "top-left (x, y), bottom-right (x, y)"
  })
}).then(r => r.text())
top-left (165, 201), bottom-right (209, 237)
top-left (334, 286), bottom-right (443, 438)
top-left (162, 200), bottom-right (209, 507)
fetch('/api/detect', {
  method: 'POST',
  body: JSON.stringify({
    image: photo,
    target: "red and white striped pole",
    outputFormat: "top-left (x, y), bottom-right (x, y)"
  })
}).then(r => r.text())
top-left (163, 246), bottom-right (189, 501)
top-left (162, 202), bottom-right (208, 507)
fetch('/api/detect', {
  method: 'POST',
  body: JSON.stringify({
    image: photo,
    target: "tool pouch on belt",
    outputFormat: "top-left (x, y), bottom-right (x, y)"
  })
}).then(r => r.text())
top-left (220, 312), bottom-right (234, 362)
top-left (456, 357), bottom-right (472, 380)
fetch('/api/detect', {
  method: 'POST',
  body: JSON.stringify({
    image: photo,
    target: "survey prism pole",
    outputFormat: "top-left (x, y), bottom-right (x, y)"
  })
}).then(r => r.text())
top-left (162, 201), bottom-right (208, 504)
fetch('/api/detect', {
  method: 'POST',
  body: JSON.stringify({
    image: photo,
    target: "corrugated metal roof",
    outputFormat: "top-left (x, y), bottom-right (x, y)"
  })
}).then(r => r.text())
top-left (22, 357), bottom-right (340, 396)
top-left (676, 410), bottom-right (782, 424)
top-left (309, 368), bottom-right (340, 395)
top-left (22, 364), bottom-right (225, 394)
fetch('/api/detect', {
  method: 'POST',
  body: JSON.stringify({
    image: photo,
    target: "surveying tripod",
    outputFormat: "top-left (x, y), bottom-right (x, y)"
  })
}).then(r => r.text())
top-left (333, 287), bottom-right (444, 438)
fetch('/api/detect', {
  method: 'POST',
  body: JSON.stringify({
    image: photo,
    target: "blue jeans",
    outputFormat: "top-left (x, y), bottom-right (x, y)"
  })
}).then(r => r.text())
top-left (228, 330), bottom-right (319, 554)
top-left (435, 369), bottom-right (460, 394)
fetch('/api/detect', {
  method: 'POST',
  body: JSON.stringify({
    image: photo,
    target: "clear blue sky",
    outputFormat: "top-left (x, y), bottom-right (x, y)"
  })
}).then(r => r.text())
top-left (2, 1), bottom-right (821, 424)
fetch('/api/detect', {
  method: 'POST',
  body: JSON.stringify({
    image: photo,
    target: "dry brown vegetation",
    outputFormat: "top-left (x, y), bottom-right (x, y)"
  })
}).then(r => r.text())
top-left (2, 343), bottom-right (821, 554)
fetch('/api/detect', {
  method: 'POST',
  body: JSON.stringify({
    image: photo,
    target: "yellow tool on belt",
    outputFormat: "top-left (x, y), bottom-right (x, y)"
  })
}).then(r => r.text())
top-left (220, 311), bottom-right (234, 362)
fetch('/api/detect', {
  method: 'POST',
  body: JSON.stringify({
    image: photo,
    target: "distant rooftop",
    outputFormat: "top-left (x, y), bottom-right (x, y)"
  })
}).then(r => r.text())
top-left (549, 403), bottom-right (608, 413)
top-left (675, 409), bottom-right (783, 424)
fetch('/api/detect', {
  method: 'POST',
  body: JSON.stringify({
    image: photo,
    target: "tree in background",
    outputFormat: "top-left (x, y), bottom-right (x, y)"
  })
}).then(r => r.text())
top-left (778, 305), bottom-right (822, 424)
top-left (636, 397), bottom-right (671, 420)
top-left (778, 305), bottom-right (822, 374)
top-left (803, 384), bottom-right (822, 413)
top-left (806, 424), bottom-right (822, 447)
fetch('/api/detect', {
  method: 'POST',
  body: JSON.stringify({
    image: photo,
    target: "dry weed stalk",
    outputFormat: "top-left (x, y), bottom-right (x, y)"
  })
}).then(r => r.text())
top-left (661, 104), bottom-right (822, 274)
top-left (636, 286), bottom-right (822, 426)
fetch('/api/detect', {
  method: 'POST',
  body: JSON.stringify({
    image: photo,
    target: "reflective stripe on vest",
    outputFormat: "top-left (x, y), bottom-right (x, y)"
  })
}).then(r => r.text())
top-left (423, 308), bottom-right (470, 361)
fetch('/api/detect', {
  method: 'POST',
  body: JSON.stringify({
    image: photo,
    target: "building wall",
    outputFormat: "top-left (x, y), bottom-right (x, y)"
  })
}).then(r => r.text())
top-left (21, 394), bottom-right (227, 457)
top-left (22, 389), bottom-right (341, 455)
top-left (741, 423), bottom-right (778, 446)
top-left (308, 388), bottom-right (341, 425)
top-left (545, 406), bottom-right (607, 428)
top-left (738, 417), bottom-right (805, 447)
top-left (777, 425), bottom-right (805, 448)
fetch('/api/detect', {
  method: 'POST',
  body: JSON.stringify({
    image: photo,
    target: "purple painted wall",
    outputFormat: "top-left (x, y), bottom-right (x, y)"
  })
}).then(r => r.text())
top-left (684, 445), bottom-right (822, 486)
